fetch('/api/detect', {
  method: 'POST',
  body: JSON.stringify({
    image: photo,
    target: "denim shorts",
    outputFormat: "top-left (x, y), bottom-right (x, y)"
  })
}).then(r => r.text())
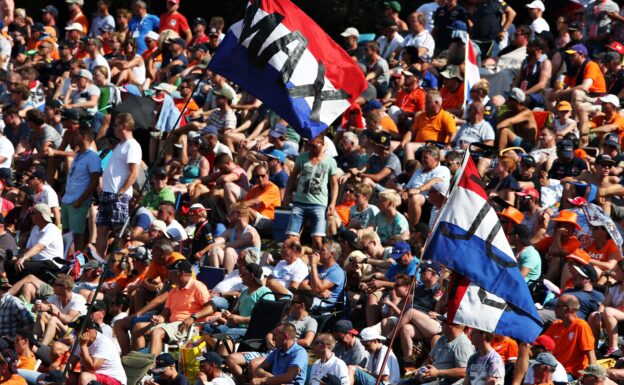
top-left (286, 202), bottom-right (327, 237)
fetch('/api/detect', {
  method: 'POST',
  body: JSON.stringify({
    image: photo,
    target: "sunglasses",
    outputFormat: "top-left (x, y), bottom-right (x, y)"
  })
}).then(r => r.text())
top-left (345, 189), bottom-right (354, 193)
top-left (254, 174), bottom-right (267, 178)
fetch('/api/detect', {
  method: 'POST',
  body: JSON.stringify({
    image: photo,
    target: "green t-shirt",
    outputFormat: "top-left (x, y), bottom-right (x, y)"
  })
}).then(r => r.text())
top-left (237, 286), bottom-right (274, 326)
top-left (141, 186), bottom-right (176, 210)
top-left (293, 152), bottom-right (337, 206)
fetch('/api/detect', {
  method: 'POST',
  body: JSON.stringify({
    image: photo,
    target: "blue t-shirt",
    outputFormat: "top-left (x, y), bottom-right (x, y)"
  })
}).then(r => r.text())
top-left (421, 71), bottom-right (439, 89)
top-left (128, 14), bottom-right (160, 54)
top-left (61, 149), bottom-right (102, 204)
top-left (385, 257), bottom-right (418, 281)
top-left (517, 245), bottom-right (541, 284)
top-left (270, 169), bottom-right (289, 189)
top-left (264, 342), bottom-right (308, 385)
top-left (310, 263), bottom-right (345, 305)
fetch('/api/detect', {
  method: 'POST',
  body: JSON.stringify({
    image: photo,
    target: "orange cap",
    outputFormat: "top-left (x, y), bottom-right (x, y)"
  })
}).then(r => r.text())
top-left (566, 248), bottom-right (590, 265)
top-left (497, 206), bottom-right (524, 225)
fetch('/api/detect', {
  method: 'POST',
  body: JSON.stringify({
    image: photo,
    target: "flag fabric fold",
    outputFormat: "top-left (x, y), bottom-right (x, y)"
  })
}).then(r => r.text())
top-left (424, 151), bottom-right (543, 342)
top-left (208, 0), bottom-right (368, 139)
top-left (464, 34), bottom-right (481, 105)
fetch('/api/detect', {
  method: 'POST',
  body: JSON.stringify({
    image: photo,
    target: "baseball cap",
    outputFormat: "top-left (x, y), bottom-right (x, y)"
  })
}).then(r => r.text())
top-left (214, 87), bottom-right (236, 101)
top-left (565, 44), bottom-right (588, 56)
top-left (448, 21), bottom-right (468, 31)
top-left (150, 220), bottom-right (170, 238)
top-left (152, 353), bottom-right (176, 374)
top-left (596, 51), bottom-right (621, 63)
top-left (170, 37), bottom-right (186, 47)
top-left (42, 5), bottom-right (59, 18)
top-left (334, 320), bottom-right (358, 335)
top-left (421, 260), bottom-right (442, 275)
top-left (604, 134), bottom-right (621, 149)
top-left (533, 335), bottom-right (556, 351)
top-left (69, 315), bottom-right (102, 332)
top-left (66, 0), bottom-right (84, 5)
top-left (579, 365), bottom-right (607, 380)
top-left (264, 148), bottom-right (287, 164)
top-left (360, 327), bottom-right (386, 341)
top-left (556, 100), bottom-right (572, 112)
top-left (516, 187), bottom-right (539, 200)
top-left (145, 31), bottom-right (160, 41)
top-left (78, 69), bottom-right (93, 81)
top-left (373, 131), bottom-right (392, 149)
top-left (90, 300), bottom-right (107, 313)
top-left (529, 352), bottom-right (557, 368)
top-left (193, 17), bottom-right (207, 26)
top-left (378, 16), bottom-right (398, 29)
top-left (152, 167), bottom-right (168, 178)
top-left (440, 65), bottom-right (463, 80)
top-left (599, 94), bottom-right (620, 108)
top-left (507, 87), bottom-right (526, 103)
top-left (557, 139), bottom-right (574, 158)
top-left (128, 246), bottom-right (151, 261)
top-left (169, 259), bottom-right (193, 274)
top-left (245, 262), bottom-right (264, 285)
top-left (340, 27), bottom-right (359, 38)
top-left (526, 0), bottom-right (545, 11)
top-left (363, 99), bottom-right (383, 112)
top-left (606, 41), bottom-right (624, 55)
top-left (189, 203), bottom-right (209, 212)
top-left (573, 263), bottom-right (598, 282)
top-left (33, 203), bottom-right (53, 222)
top-left (384, 1), bottom-right (401, 12)
top-left (208, 27), bottom-right (219, 36)
top-left (196, 351), bottom-right (223, 365)
top-left (65, 22), bottom-right (84, 32)
top-left (153, 82), bottom-right (177, 95)
top-left (596, 154), bottom-right (616, 166)
top-left (336, 229), bottom-right (360, 250)
top-left (82, 259), bottom-right (101, 270)
top-left (269, 123), bottom-right (288, 138)
top-left (389, 241), bottom-right (411, 259)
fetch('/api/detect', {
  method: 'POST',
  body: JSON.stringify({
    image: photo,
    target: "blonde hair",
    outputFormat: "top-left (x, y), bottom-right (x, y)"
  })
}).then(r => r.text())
top-left (378, 189), bottom-right (401, 207)
top-left (359, 230), bottom-right (381, 245)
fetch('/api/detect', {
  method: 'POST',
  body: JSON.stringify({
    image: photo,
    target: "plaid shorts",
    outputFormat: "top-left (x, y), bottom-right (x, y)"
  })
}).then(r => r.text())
top-left (96, 192), bottom-right (130, 226)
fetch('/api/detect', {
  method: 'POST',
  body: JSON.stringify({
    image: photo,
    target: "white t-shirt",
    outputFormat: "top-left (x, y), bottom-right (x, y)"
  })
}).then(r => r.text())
top-left (47, 293), bottom-right (87, 316)
top-left (530, 18), bottom-right (550, 34)
top-left (102, 138), bottom-right (142, 196)
top-left (70, 83), bottom-right (101, 115)
top-left (309, 354), bottom-right (350, 385)
top-left (324, 136), bottom-right (338, 158)
top-left (166, 219), bottom-right (189, 241)
top-left (75, 332), bottom-right (127, 385)
top-left (417, 2), bottom-right (440, 32)
top-left (0, 135), bottom-right (14, 168)
top-left (367, 345), bottom-right (400, 385)
top-left (85, 54), bottom-right (111, 83)
top-left (402, 30), bottom-right (435, 56)
top-left (270, 258), bottom-right (309, 289)
top-left (35, 184), bottom-right (60, 208)
top-left (406, 164), bottom-right (451, 193)
top-left (376, 34), bottom-right (405, 60)
top-left (26, 223), bottom-right (63, 264)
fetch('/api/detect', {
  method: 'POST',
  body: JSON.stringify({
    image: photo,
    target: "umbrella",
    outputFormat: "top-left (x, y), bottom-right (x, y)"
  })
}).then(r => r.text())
top-left (550, 203), bottom-right (624, 251)
top-left (112, 94), bottom-right (156, 131)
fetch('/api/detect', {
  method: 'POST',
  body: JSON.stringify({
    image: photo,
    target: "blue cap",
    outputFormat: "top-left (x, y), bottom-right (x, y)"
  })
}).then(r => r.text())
top-left (153, 353), bottom-right (176, 373)
top-left (363, 99), bottom-right (383, 113)
top-left (269, 123), bottom-right (288, 138)
top-left (421, 260), bottom-right (442, 275)
top-left (529, 352), bottom-right (558, 368)
top-left (201, 124), bottom-right (219, 136)
top-left (196, 351), bottom-right (223, 365)
top-left (566, 43), bottom-right (588, 56)
top-left (390, 241), bottom-right (411, 259)
top-left (448, 21), bottom-right (467, 31)
top-left (264, 148), bottom-right (286, 164)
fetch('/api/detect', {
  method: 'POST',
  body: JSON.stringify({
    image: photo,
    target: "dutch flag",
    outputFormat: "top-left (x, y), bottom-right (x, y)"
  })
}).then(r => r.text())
top-left (464, 35), bottom-right (481, 105)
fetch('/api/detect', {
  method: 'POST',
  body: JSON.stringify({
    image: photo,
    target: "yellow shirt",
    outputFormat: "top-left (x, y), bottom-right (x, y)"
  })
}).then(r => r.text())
top-left (411, 109), bottom-right (457, 143)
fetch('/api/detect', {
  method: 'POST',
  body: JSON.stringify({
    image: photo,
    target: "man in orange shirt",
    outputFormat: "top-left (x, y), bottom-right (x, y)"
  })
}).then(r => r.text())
top-left (65, 0), bottom-right (89, 34)
top-left (491, 334), bottom-right (519, 364)
top-left (244, 164), bottom-right (281, 235)
top-left (439, 65), bottom-right (465, 117)
top-left (589, 95), bottom-right (624, 142)
top-left (401, 90), bottom-right (456, 162)
top-left (394, 67), bottom-right (426, 118)
top-left (134, 259), bottom-right (214, 355)
top-left (543, 294), bottom-right (595, 378)
top-left (551, 44), bottom-right (606, 144)
top-left (0, 349), bottom-right (26, 385)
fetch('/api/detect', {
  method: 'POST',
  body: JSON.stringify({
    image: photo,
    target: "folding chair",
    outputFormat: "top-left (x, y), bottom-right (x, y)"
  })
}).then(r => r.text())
top-left (196, 266), bottom-right (226, 290)
top-left (212, 292), bottom-right (291, 354)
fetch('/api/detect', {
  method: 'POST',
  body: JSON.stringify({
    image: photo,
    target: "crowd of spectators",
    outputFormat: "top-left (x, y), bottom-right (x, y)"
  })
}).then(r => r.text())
top-left (1, 0), bottom-right (624, 385)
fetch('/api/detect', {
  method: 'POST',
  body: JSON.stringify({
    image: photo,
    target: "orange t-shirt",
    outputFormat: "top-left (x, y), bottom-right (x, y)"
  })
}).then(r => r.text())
top-left (395, 87), bottom-right (426, 114)
top-left (533, 236), bottom-right (581, 255)
top-left (68, 14), bottom-right (89, 34)
top-left (174, 98), bottom-right (199, 116)
top-left (564, 61), bottom-right (606, 94)
top-left (574, 148), bottom-right (588, 160)
top-left (589, 114), bottom-right (624, 141)
top-left (380, 116), bottom-right (399, 134)
top-left (584, 239), bottom-right (620, 262)
top-left (164, 278), bottom-right (211, 322)
top-left (411, 109), bottom-right (457, 143)
top-left (440, 83), bottom-right (465, 112)
top-left (105, 269), bottom-right (148, 290)
top-left (145, 252), bottom-right (186, 281)
top-left (18, 354), bottom-right (36, 370)
top-left (244, 182), bottom-right (282, 220)
top-left (544, 318), bottom-right (595, 376)
top-left (491, 336), bottom-right (518, 364)
top-left (336, 199), bottom-right (355, 226)
top-left (2, 374), bottom-right (27, 385)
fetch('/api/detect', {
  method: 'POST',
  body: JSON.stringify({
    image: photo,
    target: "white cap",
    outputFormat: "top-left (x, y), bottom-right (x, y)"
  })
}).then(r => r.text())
top-left (360, 327), bottom-right (386, 342)
top-left (145, 31), bottom-right (160, 41)
top-left (150, 220), bottom-right (170, 238)
top-left (599, 94), bottom-right (620, 108)
top-left (526, 0), bottom-right (545, 11)
top-left (153, 82), bottom-right (177, 95)
top-left (77, 69), bottom-right (92, 81)
top-left (340, 27), bottom-right (359, 38)
top-left (65, 22), bottom-right (84, 32)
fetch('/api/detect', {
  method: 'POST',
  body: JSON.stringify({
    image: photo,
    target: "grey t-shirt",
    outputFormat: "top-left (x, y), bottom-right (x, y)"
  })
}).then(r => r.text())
top-left (293, 152), bottom-right (337, 206)
top-left (286, 315), bottom-right (318, 338)
top-left (333, 338), bottom-right (369, 367)
top-left (28, 124), bottom-right (62, 153)
top-left (453, 120), bottom-right (495, 147)
top-left (430, 333), bottom-right (475, 383)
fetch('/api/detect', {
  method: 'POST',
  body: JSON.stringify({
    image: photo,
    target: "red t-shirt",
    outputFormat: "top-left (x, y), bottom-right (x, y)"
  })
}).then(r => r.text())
top-left (159, 12), bottom-right (190, 35)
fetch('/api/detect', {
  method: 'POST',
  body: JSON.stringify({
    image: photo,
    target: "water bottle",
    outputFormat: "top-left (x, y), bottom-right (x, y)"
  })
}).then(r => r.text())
top-left (35, 299), bottom-right (42, 316)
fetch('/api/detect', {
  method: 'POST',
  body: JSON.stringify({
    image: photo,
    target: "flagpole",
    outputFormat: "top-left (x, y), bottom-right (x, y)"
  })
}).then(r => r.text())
top-left (374, 150), bottom-right (472, 385)
top-left (463, 33), bottom-right (469, 110)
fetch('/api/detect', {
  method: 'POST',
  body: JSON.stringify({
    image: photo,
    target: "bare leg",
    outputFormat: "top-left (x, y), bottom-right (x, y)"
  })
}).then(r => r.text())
top-left (226, 353), bottom-right (248, 384)
top-left (95, 225), bottom-right (110, 260)
top-left (223, 247), bottom-right (238, 273)
top-left (113, 316), bottom-right (132, 356)
top-left (149, 326), bottom-right (168, 355)
top-left (365, 293), bottom-right (380, 326)
top-left (131, 322), bottom-right (152, 351)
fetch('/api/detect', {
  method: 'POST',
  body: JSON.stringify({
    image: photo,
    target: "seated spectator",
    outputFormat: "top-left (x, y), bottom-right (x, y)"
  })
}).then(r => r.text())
top-left (197, 352), bottom-right (235, 385)
top-left (0, 277), bottom-right (34, 338)
top-left (348, 184), bottom-right (379, 231)
top-left (309, 333), bottom-right (350, 385)
top-left (465, 330), bottom-right (505, 385)
top-left (512, 36), bottom-right (552, 109)
top-left (150, 352), bottom-right (189, 385)
top-left (332, 320), bottom-right (369, 367)
top-left (486, 156), bottom-right (521, 206)
top-left (548, 139), bottom-right (588, 183)
top-left (452, 101), bottom-right (495, 149)
top-left (439, 65), bottom-right (464, 117)
top-left (0, 349), bottom-right (26, 385)
top-left (367, 189), bottom-right (409, 245)
top-left (589, 260), bottom-right (624, 356)
top-left (350, 132), bottom-right (401, 190)
top-left (266, 239), bottom-right (308, 296)
top-left (251, 322), bottom-right (308, 385)
top-left (496, 88), bottom-right (538, 151)
top-left (300, 239), bottom-right (345, 311)
top-left (243, 163), bottom-right (281, 235)
top-left (348, 327), bottom-right (400, 385)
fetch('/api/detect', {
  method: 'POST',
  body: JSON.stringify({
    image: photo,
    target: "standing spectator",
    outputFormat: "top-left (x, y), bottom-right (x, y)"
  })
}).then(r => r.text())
top-left (402, 12), bottom-right (435, 57)
top-left (464, 330), bottom-right (505, 385)
top-left (90, 0), bottom-right (115, 38)
top-left (431, 0), bottom-right (470, 56)
top-left (66, 0), bottom-right (89, 34)
top-left (383, 1), bottom-right (408, 32)
top-left (95, 113), bottom-right (141, 259)
top-left (526, 1), bottom-right (549, 34)
top-left (417, 0), bottom-right (442, 32)
top-left (159, 0), bottom-right (192, 44)
top-left (60, 125), bottom-right (100, 251)
top-left (251, 323), bottom-right (308, 385)
top-left (284, 134), bottom-right (338, 250)
top-left (128, 0), bottom-right (160, 54)
top-left (0, 277), bottom-right (34, 338)
top-left (470, 0), bottom-right (516, 58)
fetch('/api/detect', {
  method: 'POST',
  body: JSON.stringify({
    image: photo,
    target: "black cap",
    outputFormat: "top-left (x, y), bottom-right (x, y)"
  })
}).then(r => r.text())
top-left (69, 315), bottom-right (102, 332)
top-left (61, 108), bottom-right (84, 121)
top-left (196, 351), bottom-right (223, 365)
top-left (245, 262), bottom-right (264, 285)
top-left (378, 16), bottom-right (398, 29)
top-left (170, 37), bottom-right (186, 47)
top-left (169, 259), bottom-right (193, 274)
top-left (169, 65), bottom-right (185, 77)
top-left (374, 132), bottom-right (392, 149)
top-left (90, 300), bottom-right (108, 313)
top-left (31, 167), bottom-right (47, 181)
top-left (337, 229), bottom-right (360, 250)
top-left (0, 168), bottom-right (13, 187)
top-left (32, 23), bottom-right (45, 32)
top-left (193, 17), bottom-right (207, 26)
top-left (42, 370), bottom-right (65, 384)
top-left (46, 99), bottom-right (63, 109)
top-left (320, 374), bottom-right (342, 385)
top-left (153, 353), bottom-right (176, 373)
top-left (573, 263), bottom-right (598, 283)
top-left (520, 155), bottom-right (536, 167)
top-left (511, 224), bottom-right (532, 246)
top-left (152, 167), bottom-right (168, 178)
